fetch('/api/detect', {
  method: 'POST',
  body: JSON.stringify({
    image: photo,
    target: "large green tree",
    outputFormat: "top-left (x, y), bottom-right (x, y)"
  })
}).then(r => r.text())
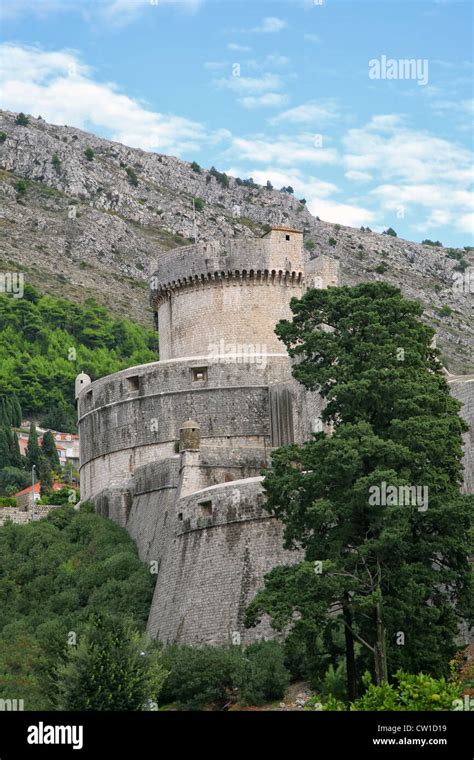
top-left (57, 613), bottom-right (166, 711)
top-left (246, 283), bottom-right (472, 696)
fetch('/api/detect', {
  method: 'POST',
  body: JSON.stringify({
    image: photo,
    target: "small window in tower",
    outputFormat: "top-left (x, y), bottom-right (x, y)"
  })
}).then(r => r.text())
top-left (286, 234), bottom-right (290, 241)
top-left (178, 512), bottom-right (183, 521)
top-left (200, 501), bottom-right (213, 517)
top-left (86, 389), bottom-right (93, 407)
top-left (127, 375), bottom-right (140, 392)
top-left (192, 367), bottom-right (208, 382)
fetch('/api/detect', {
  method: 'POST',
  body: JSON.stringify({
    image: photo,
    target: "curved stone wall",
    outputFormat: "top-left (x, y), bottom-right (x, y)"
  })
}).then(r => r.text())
top-left (78, 356), bottom-right (295, 499)
top-left (156, 277), bottom-right (306, 360)
top-left (145, 477), bottom-right (301, 645)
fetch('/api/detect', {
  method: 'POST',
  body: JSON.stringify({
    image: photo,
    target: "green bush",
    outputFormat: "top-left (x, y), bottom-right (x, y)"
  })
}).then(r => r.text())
top-left (328, 237), bottom-right (337, 247)
top-left (160, 645), bottom-right (242, 710)
top-left (319, 662), bottom-right (347, 702)
top-left (375, 262), bottom-right (388, 274)
top-left (126, 167), bottom-right (138, 186)
top-left (52, 153), bottom-right (61, 173)
top-left (351, 670), bottom-right (462, 711)
top-left (209, 166), bottom-right (229, 189)
top-left (84, 147), bottom-right (94, 161)
top-left (15, 112), bottom-right (29, 126)
top-left (193, 197), bottom-right (205, 212)
top-left (422, 239), bottom-right (443, 247)
top-left (56, 614), bottom-right (167, 711)
top-left (454, 258), bottom-right (468, 273)
top-left (438, 304), bottom-right (453, 317)
top-left (383, 227), bottom-right (397, 237)
top-left (15, 179), bottom-right (28, 196)
top-left (0, 132), bottom-right (7, 143)
top-left (0, 497), bottom-right (16, 507)
top-left (160, 641), bottom-right (290, 709)
top-left (237, 641), bottom-right (290, 705)
top-left (191, 161), bottom-right (201, 173)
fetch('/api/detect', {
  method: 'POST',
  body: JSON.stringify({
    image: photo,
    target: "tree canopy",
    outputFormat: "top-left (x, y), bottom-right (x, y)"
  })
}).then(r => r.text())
top-left (247, 282), bottom-right (472, 697)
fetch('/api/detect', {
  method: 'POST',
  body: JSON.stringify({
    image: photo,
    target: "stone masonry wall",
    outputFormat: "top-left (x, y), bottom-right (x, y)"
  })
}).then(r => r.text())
top-left (146, 477), bottom-right (301, 645)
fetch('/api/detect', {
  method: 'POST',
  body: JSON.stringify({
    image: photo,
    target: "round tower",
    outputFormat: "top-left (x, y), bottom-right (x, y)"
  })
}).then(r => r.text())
top-left (150, 228), bottom-right (306, 361)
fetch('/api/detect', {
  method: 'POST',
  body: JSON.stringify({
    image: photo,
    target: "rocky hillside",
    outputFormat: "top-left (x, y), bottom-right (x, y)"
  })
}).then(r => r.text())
top-left (0, 109), bottom-right (472, 373)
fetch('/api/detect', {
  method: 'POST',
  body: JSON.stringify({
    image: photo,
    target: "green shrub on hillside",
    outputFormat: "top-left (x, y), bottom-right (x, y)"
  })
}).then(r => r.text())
top-left (0, 503), bottom-right (155, 709)
top-left (159, 641), bottom-right (290, 709)
top-left (237, 640), bottom-right (290, 705)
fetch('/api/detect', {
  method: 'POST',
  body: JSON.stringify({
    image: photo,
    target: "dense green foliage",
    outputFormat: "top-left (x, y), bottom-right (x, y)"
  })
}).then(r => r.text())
top-left (247, 283), bottom-right (473, 698)
top-left (305, 670), bottom-right (463, 711)
top-left (57, 613), bottom-right (168, 710)
top-left (0, 285), bottom-right (157, 431)
top-left (237, 640), bottom-right (290, 705)
top-left (350, 670), bottom-right (462, 711)
top-left (160, 641), bottom-right (290, 710)
top-left (0, 503), bottom-right (156, 709)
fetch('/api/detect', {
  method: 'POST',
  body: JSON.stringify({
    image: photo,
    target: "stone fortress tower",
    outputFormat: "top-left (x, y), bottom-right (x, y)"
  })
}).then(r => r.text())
top-left (76, 227), bottom-right (473, 645)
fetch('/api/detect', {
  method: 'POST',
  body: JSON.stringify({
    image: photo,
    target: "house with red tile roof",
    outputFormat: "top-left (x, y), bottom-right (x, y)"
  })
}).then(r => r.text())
top-left (14, 481), bottom-right (65, 510)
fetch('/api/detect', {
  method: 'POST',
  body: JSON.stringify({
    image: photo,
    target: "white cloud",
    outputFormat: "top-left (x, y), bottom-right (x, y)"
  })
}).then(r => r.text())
top-left (304, 33), bottom-right (320, 43)
top-left (239, 93), bottom-right (288, 109)
top-left (343, 115), bottom-right (473, 184)
top-left (345, 170), bottom-right (373, 182)
top-left (0, 43), bottom-right (218, 155)
top-left (266, 54), bottom-right (290, 67)
top-left (215, 73), bottom-right (283, 94)
top-left (271, 99), bottom-right (340, 126)
top-left (311, 199), bottom-right (376, 227)
top-left (225, 163), bottom-right (374, 227)
top-left (342, 116), bottom-right (473, 236)
top-left (457, 213), bottom-right (474, 235)
top-left (227, 43), bottom-right (251, 52)
top-left (251, 17), bottom-right (287, 33)
top-left (1, 0), bottom-right (202, 23)
top-left (228, 134), bottom-right (338, 166)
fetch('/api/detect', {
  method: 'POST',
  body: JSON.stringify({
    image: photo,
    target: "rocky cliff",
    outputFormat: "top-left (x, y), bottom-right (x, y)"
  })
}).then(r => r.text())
top-left (0, 109), bottom-right (472, 372)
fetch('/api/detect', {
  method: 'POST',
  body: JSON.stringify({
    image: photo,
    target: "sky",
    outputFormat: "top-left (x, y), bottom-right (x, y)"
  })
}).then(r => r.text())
top-left (0, 0), bottom-right (473, 246)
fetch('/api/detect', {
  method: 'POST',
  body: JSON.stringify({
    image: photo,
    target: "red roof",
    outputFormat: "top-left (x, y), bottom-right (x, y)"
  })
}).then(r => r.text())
top-left (14, 482), bottom-right (66, 497)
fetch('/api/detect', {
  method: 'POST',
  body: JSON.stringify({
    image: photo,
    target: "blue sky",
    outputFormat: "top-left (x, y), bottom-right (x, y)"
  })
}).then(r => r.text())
top-left (1, 0), bottom-right (473, 245)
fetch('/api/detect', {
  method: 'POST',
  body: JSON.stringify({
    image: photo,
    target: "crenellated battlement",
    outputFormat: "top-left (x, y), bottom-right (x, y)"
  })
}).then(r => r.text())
top-left (149, 228), bottom-right (305, 308)
top-left (151, 268), bottom-right (306, 308)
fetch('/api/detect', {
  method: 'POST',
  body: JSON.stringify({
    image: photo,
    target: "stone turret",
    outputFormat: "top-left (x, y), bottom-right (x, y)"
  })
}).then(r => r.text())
top-left (75, 371), bottom-right (91, 400)
top-left (179, 419), bottom-right (201, 452)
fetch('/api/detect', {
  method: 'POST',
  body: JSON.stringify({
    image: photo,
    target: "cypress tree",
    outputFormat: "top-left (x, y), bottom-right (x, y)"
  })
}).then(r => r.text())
top-left (0, 428), bottom-right (11, 467)
top-left (38, 456), bottom-right (53, 499)
top-left (41, 430), bottom-right (60, 471)
top-left (9, 429), bottom-right (23, 469)
top-left (26, 423), bottom-right (41, 469)
top-left (12, 394), bottom-right (22, 427)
